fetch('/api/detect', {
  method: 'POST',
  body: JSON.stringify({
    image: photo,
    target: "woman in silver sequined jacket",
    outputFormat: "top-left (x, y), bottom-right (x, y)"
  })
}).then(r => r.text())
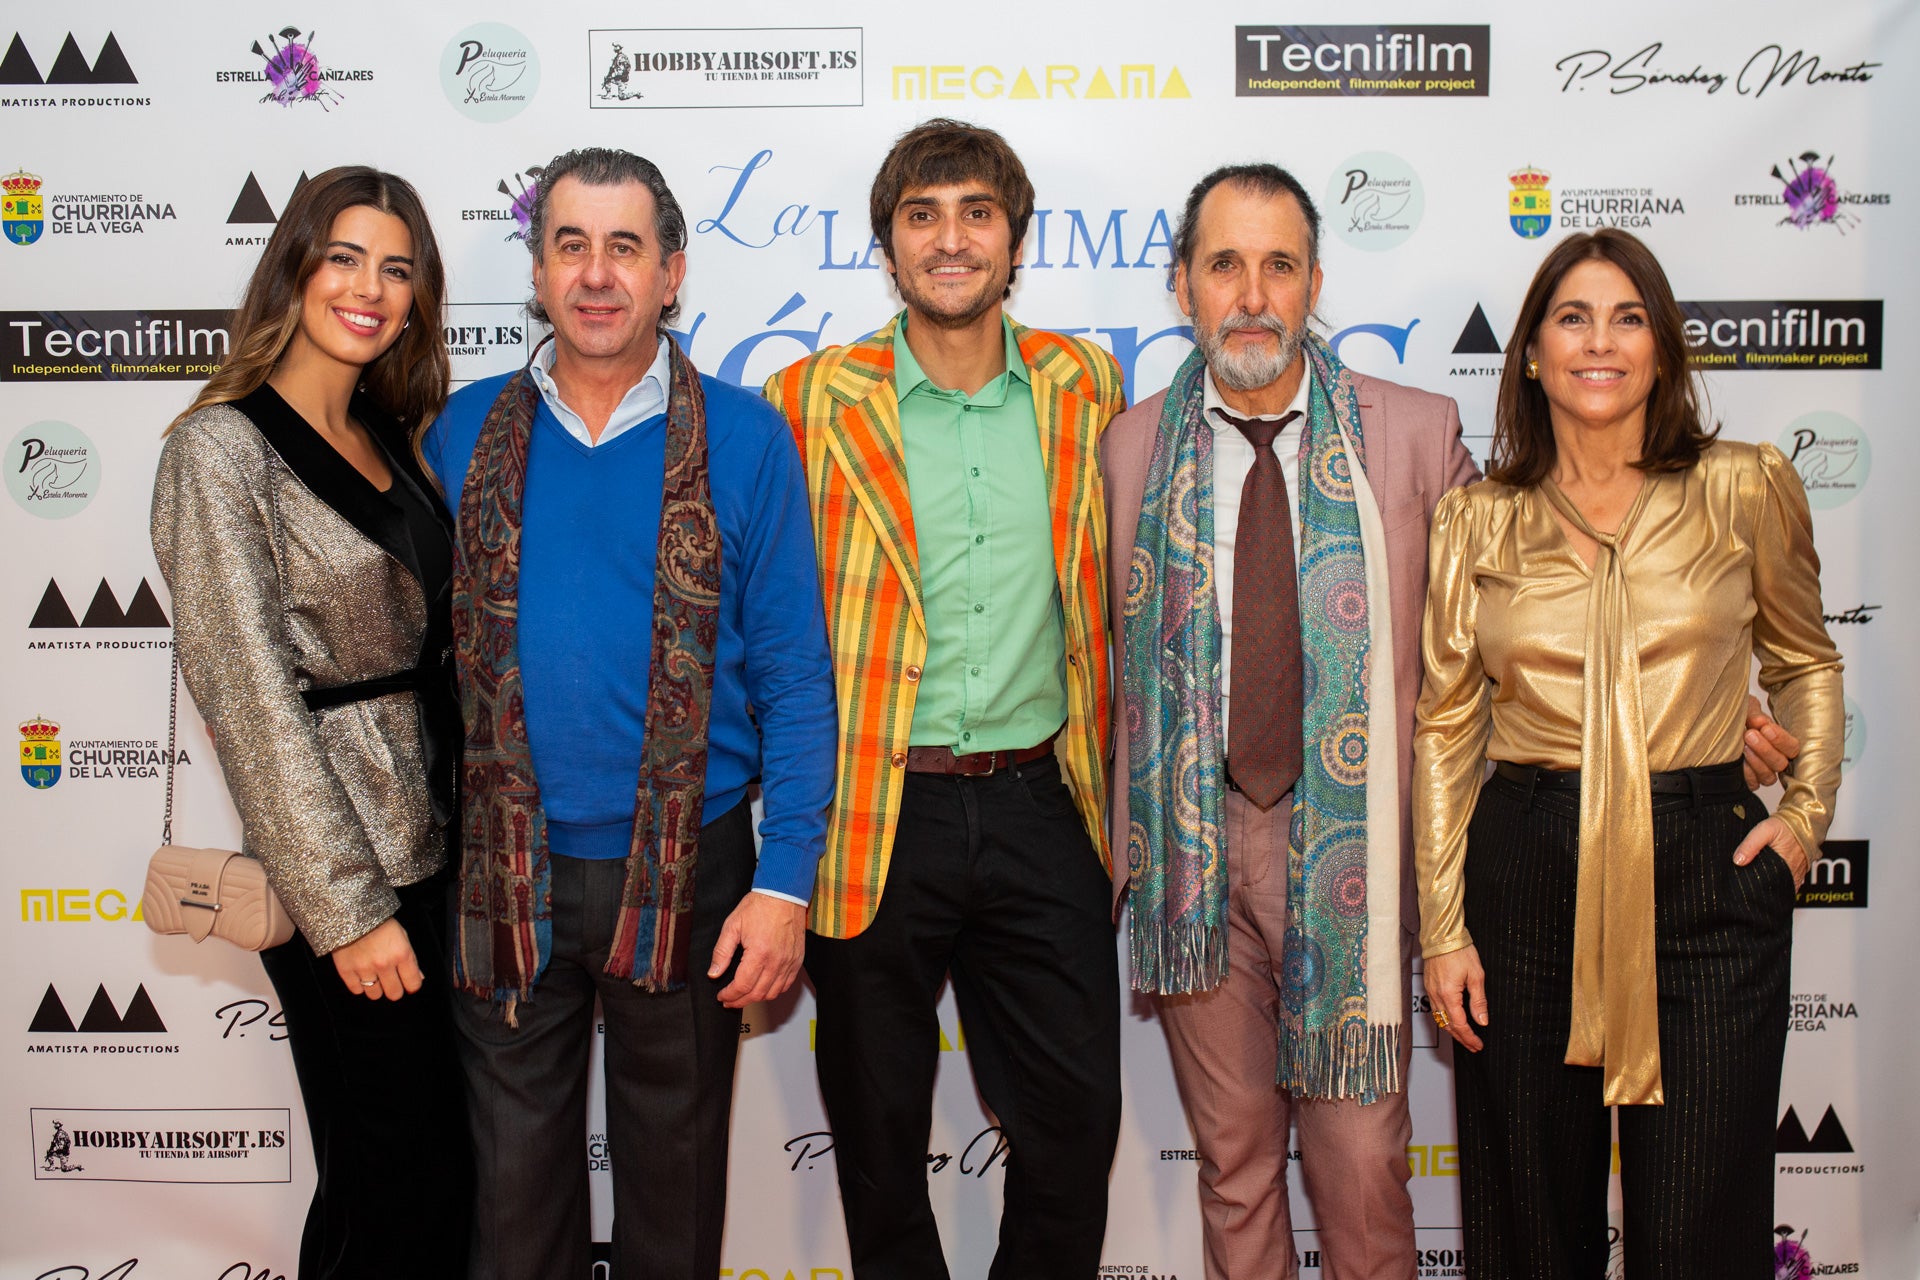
top-left (149, 165), bottom-right (470, 1280)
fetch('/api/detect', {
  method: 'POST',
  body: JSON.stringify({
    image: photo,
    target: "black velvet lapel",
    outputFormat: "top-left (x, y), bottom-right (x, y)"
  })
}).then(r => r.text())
top-left (236, 382), bottom-right (425, 591)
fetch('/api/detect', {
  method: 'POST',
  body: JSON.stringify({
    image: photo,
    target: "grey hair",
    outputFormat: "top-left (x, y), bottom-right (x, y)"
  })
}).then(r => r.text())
top-left (1169, 163), bottom-right (1321, 292)
top-left (526, 147), bottom-right (687, 328)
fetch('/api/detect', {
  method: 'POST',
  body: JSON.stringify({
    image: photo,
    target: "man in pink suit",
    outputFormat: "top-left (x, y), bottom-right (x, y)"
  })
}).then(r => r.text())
top-left (1105, 162), bottom-right (1474, 1280)
top-left (1106, 164), bottom-right (1803, 1280)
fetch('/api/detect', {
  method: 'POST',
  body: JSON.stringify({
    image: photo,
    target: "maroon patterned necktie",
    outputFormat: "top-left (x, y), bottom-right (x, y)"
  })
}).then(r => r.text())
top-left (1226, 410), bottom-right (1304, 811)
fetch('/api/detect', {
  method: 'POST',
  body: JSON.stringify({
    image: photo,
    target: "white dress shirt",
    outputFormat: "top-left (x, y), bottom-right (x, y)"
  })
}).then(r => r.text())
top-left (1205, 367), bottom-right (1310, 738)
top-left (528, 335), bottom-right (671, 447)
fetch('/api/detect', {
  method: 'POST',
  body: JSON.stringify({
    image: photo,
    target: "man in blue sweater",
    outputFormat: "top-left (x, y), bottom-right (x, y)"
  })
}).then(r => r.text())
top-left (421, 147), bottom-right (837, 1280)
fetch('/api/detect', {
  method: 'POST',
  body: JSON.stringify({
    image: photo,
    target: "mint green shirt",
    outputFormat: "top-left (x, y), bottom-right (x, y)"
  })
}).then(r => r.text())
top-left (895, 314), bottom-right (1068, 751)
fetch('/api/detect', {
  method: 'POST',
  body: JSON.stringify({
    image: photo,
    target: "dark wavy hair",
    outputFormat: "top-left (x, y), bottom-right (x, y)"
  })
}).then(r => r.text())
top-left (1489, 228), bottom-right (1716, 487)
top-left (869, 117), bottom-right (1035, 298)
top-left (169, 165), bottom-right (449, 442)
top-left (524, 146), bottom-right (687, 329)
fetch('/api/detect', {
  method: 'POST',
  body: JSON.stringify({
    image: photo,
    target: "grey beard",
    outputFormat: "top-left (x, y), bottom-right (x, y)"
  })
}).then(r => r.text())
top-left (1200, 310), bottom-right (1303, 392)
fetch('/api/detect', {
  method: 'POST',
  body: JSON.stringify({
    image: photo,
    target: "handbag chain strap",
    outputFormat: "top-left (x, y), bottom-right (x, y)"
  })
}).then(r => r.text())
top-left (162, 652), bottom-right (180, 845)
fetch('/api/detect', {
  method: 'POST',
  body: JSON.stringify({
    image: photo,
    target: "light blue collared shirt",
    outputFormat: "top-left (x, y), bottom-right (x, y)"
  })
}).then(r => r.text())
top-left (528, 334), bottom-right (671, 447)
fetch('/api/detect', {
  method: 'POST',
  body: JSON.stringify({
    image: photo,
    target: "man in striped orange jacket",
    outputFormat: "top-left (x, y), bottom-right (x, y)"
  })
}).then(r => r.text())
top-left (764, 118), bottom-right (1125, 1280)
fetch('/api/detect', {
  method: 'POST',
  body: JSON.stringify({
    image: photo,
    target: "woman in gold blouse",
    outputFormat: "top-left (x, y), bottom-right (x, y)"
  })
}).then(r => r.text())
top-left (1414, 228), bottom-right (1843, 1279)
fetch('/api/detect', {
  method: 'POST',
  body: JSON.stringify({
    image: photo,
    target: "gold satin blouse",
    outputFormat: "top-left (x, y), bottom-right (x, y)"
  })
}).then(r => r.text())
top-left (1413, 440), bottom-right (1843, 1103)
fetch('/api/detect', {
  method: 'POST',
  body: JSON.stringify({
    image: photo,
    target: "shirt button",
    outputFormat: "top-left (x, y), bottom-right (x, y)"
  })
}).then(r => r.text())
top-left (905, 665), bottom-right (921, 682)
top-left (973, 603), bottom-right (985, 613)
top-left (970, 666), bottom-right (981, 676)
top-left (974, 534), bottom-right (985, 545)
top-left (962, 732), bottom-right (973, 742)
top-left (1067, 655), bottom-right (1078, 666)
top-left (890, 752), bottom-right (907, 769)
top-left (971, 467), bottom-right (980, 477)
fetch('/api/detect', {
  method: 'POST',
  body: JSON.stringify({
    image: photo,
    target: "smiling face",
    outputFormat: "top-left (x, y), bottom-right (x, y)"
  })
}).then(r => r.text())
top-left (1175, 181), bottom-right (1323, 394)
top-left (1527, 257), bottom-right (1658, 437)
top-left (884, 182), bottom-right (1020, 331)
top-left (532, 174), bottom-right (687, 366)
top-left (287, 204), bottom-right (415, 374)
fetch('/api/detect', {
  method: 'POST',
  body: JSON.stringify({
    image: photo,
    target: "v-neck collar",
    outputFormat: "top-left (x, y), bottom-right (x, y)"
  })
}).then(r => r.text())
top-left (236, 382), bottom-right (446, 593)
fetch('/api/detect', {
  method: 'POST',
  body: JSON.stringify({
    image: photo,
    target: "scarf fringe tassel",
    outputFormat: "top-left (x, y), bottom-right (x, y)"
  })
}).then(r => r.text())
top-left (1129, 920), bottom-right (1230, 995)
top-left (1278, 1020), bottom-right (1403, 1103)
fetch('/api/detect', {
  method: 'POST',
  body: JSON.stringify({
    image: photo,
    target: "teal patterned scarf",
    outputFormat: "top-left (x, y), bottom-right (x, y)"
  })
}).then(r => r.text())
top-left (1126, 333), bottom-right (1402, 1101)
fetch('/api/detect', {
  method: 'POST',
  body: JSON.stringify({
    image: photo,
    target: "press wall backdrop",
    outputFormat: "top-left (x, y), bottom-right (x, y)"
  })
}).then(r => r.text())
top-left (4, 2), bottom-right (1915, 1277)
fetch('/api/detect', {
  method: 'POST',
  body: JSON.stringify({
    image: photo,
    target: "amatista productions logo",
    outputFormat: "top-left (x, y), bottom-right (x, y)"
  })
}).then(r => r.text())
top-left (218, 24), bottom-right (372, 110)
top-left (0, 31), bottom-right (148, 110)
top-left (29, 983), bottom-right (166, 1036)
top-left (1735, 152), bottom-right (1890, 233)
top-left (1236, 25), bottom-right (1489, 97)
top-left (1680, 301), bottom-right (1881, 371)
top-left (1797, 840), bottom-right (1867, 909)
top-left (19, 715), bottom-right (60, 788)
top-left (3, 309), bottom-right (231, 381)
top-left (1450, 303), bottom-right (1505, 379)
top-left (29, 1108), bottom-right (293, 1183)
top-left (589, 27), bottom-right (862, 109)
top-left (226, 171), bottom-right (311, 247)
top-left (1509, 165), bottom-right (1552, 239)
top-left (30, 577), bottom-right (170, 637)
top-left (5, 166), bottom-right (176, 241)
top-left (442, 22), bottom-right (538, 122)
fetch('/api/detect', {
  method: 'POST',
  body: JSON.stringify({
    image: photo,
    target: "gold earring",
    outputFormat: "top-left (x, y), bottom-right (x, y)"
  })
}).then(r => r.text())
top-left (1525, 359), bottom-right (1539, 380)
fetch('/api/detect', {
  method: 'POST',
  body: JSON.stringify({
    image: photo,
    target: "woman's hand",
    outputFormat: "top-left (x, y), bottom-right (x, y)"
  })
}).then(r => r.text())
top-left (1733, 816), bottom-right (1810, 890)
top-left (1423, 944), bottom-right (1489, 1053)
top-left (329, 917), bottom-right (424, 1001)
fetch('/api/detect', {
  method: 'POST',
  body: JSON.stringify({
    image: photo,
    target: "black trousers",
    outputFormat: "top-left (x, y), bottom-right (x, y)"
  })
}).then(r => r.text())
top-left (805, 755), bottom-right (1122, 1280)
top-left (1454, 770), bottom-right (1795, 1279)
top-left (259, 870), bottom-right (472, 1280)
top-left (453, 799), bottom-right (754, 1280)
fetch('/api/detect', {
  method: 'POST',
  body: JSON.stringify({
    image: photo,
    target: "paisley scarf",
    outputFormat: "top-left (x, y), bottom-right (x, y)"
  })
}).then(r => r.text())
top-left (1125, 333), bottom-right (1402, 1100)
top-left (451, 338), bottom-right (719, 1016)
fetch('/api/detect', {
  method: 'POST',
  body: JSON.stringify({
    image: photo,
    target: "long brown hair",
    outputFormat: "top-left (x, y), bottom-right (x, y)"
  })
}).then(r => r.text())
top-left (1488, 228), bottom-right (1715, 487)
top-left (168, 165), bottom-right (449, 440)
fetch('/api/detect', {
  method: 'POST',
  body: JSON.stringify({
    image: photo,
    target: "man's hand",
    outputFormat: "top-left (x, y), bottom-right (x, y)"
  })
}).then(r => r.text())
top-left (1423, 945), bottom-right (1488, 1053)
top-left (709, 892), bottom-right (807, 1009)
top-left (1742, 694), bottom-right (1801, 789)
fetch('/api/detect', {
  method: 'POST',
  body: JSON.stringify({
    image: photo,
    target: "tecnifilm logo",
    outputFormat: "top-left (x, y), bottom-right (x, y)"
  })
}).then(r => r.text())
top-left (441, 23), bottom-right (538, 122)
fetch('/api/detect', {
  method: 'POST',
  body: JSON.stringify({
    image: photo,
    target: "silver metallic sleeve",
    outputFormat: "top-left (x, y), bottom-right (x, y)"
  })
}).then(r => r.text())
top-left (150, 412), bottom-right (399, 955)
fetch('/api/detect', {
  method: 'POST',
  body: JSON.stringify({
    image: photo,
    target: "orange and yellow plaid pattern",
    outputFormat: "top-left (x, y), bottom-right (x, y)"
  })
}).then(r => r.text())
top-left (765, 316), bottom-right (1124, 938)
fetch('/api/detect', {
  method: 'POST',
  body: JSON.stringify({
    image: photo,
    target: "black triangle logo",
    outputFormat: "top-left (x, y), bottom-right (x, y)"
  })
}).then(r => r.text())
top-left (80, 580), bottom-right (130, 627)
top-left (123, 579), bottom-right (170, 627)
top-left (1806, 1106), bottom-right (1852, 1153)
top-left (290, 171), bottom-right (312, 204)
top-left (1454, 303), bottom-right (1503, 355)
top-left (87, 32), bottom-right (135, 84)
top-left (229, 172), bottom-right (278, 224)
top-left (0, 34), bottom-right (44, 85)
top-left (117, 985), bottom-right (166, 1032)
top-left (1776, 1105), bottom-right (1811, 1151)
top-left (28, 984), bottom-right (76, 1033)
top-left (77, 985), bottom-right (126, 1032)
top-left (29, 580), bottom-right (79, 628)
top-left (45, 33), bottom-right (93, 84)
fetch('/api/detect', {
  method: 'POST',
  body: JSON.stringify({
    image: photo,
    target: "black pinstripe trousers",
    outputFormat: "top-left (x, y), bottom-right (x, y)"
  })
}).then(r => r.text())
top-left (1452, 769), bottom-right (1795, 1279)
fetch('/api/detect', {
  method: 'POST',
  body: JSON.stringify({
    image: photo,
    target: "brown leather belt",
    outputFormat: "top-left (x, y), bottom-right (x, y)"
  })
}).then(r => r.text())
top-left (904, 731), bottom-right (1059, 777)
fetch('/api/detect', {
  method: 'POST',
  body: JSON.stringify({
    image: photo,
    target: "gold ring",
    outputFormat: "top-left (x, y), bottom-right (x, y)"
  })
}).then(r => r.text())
top-left (1431, 1008), bottom-right (1450, 1028)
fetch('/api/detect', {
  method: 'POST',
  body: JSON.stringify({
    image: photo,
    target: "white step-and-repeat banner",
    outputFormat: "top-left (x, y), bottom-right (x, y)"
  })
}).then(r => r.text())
top-left (4, 2), bottom-right (1915, 1276)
